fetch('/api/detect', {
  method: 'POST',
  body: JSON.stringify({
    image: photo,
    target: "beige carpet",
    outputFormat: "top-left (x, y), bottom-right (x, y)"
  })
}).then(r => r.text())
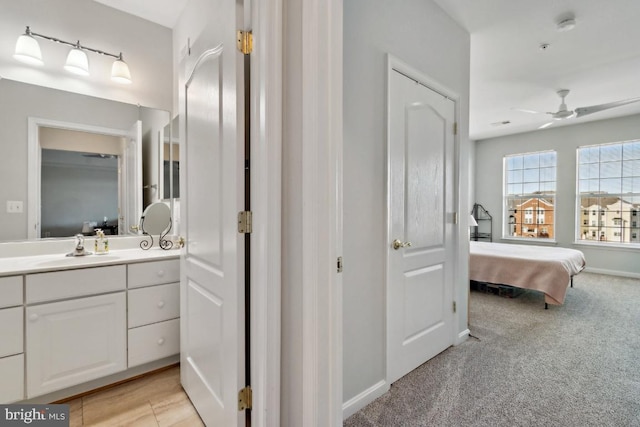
top-left (344, 272), bottom-right (640, 426)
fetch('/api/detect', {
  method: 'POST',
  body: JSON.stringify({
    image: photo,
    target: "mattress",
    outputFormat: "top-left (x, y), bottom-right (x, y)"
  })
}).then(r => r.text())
top-left (469, 241), bottom-right (586, 305)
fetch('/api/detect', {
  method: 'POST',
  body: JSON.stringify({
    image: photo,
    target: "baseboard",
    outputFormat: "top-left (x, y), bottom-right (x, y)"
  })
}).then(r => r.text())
top-left (342, 380), bottom-right (388, 420)
top-left (20, 355), bottom-right (179, 404)
top-left (584, 267), bottom-right (640, 279)
top-left (456, 328), bottom-right (470, 345)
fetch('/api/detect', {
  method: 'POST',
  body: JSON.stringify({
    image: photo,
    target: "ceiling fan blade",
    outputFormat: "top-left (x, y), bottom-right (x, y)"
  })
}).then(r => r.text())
top-left (538, 122), bottom-right (554, 129)
top-left (512, 108), bottom-right (546, 114)
top-left (574, 97), bottom-right (640, 118)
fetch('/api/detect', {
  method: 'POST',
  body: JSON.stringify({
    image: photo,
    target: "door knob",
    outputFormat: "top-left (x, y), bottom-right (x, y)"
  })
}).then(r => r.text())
top-left (392, 239), bottom-right (412, 250)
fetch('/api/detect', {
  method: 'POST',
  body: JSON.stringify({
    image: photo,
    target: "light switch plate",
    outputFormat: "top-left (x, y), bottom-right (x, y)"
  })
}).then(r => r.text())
top-left (7, 201), bottom-right (23, 213)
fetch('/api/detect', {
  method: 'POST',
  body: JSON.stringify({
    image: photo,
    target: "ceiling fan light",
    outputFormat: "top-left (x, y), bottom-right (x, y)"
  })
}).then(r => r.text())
top-left (64, 47), bottom-right (90, 76)
top-left (557, 18), bottom-right (576, 32)
top-left (111, 55), bottom-right (132, 84)
top-left (14, 32), bottom-right (43, 66)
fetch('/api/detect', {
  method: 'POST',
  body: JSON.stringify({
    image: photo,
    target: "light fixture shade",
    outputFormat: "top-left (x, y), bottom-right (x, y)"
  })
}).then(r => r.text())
top-left (469, 215), bottom-right (478, 227)
top-left (64, 48), bottom-right (90, 76)
top-left (14, 33), bottom-right (43, 66)
top-left (111, 56), bottom-right (132, 84)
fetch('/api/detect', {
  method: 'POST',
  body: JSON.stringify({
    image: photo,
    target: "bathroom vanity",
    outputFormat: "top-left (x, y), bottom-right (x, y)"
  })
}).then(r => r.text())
top-left (0, 245), bottom-right (180, 404)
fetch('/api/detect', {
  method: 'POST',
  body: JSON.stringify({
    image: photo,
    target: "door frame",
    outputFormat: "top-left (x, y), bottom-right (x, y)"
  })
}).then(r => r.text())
top-left (384, 54), bottom-right (463, 385)
top-left (251, 0), bottom-right (343, 424)
top-left (249, 0), bottom-right (284, 424)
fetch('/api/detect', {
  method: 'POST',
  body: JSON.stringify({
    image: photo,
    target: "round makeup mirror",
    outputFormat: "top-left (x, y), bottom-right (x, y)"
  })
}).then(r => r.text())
top-left (140, 202), bottom-right (171, 235)
top-left (139, 202), bottom-right (172, 249)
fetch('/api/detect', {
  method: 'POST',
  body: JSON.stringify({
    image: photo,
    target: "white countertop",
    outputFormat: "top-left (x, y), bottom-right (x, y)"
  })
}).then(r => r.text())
top-left (0, 247), bottom-right (180, 276)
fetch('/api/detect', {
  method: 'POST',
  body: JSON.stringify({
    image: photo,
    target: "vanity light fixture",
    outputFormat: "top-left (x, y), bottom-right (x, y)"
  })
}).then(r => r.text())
top-left (14, 26), bottom-right (132, 84)
top-left (64, 42), bottom-right (90, 76)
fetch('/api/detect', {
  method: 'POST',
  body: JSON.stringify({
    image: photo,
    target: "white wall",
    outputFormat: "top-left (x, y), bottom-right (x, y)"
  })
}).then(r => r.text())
top-left (343, 0), bottom-right (470, 414)
top-left (0, 0), bottom-right (172, 110)
top-left (475, 113), bottom-right (640, 277)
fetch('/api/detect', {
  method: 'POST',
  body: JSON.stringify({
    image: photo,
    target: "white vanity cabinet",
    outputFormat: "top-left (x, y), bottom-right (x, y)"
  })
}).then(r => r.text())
top-left (127, 260), bottom-right (180, 367)
top-left (25, 266), bottom-right (127, 398)
top-left (0, 251), bottom-right (179, 404)
top-left (0, 276), bottom-right (25, 403)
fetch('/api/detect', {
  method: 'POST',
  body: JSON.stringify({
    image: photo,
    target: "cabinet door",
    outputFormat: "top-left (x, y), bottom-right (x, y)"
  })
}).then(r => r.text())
top-left (0, 307), bottom-right (23, 358)
top-left (0, 354), bottom-right (24, 403)
top-left (26, 292), bottom-right (126, 398)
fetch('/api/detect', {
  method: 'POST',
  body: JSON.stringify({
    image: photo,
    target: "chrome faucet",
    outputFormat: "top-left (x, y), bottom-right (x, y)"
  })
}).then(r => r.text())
top-left (66, 234), bottom-right (92, 257)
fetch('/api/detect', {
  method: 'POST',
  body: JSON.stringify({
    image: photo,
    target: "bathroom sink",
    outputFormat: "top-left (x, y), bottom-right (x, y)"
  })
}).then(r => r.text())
top-left (36, 255), bottom-right (121, 268)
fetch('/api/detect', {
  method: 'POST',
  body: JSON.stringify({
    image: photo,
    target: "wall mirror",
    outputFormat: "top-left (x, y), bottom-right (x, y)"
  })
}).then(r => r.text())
top-left (0, 78), bottom-right (171, 242)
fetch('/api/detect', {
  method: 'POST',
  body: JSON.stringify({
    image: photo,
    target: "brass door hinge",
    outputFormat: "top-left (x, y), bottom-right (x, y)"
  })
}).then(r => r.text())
top-left (453, 301), bottom-right (457, 313)
top-left (238, 386), bottom-right (252, 411)
top-left (237, 30), bottom-right (253, 55)
top-left (337, 256), bottom-right (343, 273)
top-left (238, 211), bottom-right (253, 234)
top-left (453, 122), bottom-right (458, 135)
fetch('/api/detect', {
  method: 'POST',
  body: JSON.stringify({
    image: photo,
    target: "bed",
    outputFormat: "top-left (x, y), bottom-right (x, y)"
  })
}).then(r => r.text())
top-left (469, 241), bottom-right (586, 308)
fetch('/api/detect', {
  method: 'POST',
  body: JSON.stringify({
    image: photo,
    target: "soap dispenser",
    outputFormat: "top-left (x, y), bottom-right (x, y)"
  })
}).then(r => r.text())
top-left (94, 229), bottom-right (109, 254)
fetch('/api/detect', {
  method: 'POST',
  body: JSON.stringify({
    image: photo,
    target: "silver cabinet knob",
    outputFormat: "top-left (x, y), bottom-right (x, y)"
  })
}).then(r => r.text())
top-left (157, 338), bottom-right (165, 345)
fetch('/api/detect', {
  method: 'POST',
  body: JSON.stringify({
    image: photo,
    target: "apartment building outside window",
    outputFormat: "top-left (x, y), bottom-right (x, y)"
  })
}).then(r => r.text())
top-left (504, 151), bottom-right (556, 240)
top-left (577, 140), bottom-right (640, 245)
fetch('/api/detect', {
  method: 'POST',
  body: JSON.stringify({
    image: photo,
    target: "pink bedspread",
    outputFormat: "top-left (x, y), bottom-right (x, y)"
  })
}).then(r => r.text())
top-left (469, 241), bottom-right (586, 305)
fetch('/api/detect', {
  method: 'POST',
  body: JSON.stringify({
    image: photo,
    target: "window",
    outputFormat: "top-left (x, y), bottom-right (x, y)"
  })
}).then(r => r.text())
top-left (504, 151), bottom-right (556, 239)
top-left (577, 140), bottom-right (640, 246)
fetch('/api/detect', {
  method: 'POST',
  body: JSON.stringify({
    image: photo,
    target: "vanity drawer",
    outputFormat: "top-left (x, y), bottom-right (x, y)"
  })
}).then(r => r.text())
top-left (0, 307), bottom-right (23, 358)
top-left (128, 318), bottom-right (179, 367)
top-left (0, 276), bottom-right (22, 308)
top-left (26, 265), bottom-right (126, 303)
top-left (128, 259), bottom-right (179, 289)
top-left (0, 354), bottom-right (24, 403)
top-left (128, 282), bottom-right (179, 328)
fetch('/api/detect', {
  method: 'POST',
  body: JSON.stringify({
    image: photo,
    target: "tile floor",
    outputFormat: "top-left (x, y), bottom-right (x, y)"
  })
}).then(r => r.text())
top-left (63, 366), bottom-right (203, 426)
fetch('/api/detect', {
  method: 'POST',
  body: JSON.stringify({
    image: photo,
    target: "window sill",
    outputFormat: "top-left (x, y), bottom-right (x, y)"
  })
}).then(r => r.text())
top-left (500, 237), bottom-right (557, 246)
top-left (572, 240), bottom-right (640, 252)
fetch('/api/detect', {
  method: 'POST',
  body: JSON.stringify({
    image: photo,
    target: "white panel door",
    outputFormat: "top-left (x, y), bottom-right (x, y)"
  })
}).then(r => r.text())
top-left (387, 68), bottom-right (456, 384)
top-left (180, 7), bottom-right (245, 427)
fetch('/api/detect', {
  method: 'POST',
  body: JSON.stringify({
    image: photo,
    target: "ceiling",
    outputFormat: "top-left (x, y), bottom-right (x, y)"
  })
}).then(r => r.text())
top-left (433, 0), bottom-right (640, 140)
top-left (93, 0), bottom-right (188, 29)
top-left (97, 1), bottom-right (640, 141)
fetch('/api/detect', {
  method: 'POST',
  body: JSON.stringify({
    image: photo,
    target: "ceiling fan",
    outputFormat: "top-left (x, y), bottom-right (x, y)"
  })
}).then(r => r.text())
top-left (82, 153), bottom-right (117, 159)
top-left (514, 89), bottom-right (640, 129)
